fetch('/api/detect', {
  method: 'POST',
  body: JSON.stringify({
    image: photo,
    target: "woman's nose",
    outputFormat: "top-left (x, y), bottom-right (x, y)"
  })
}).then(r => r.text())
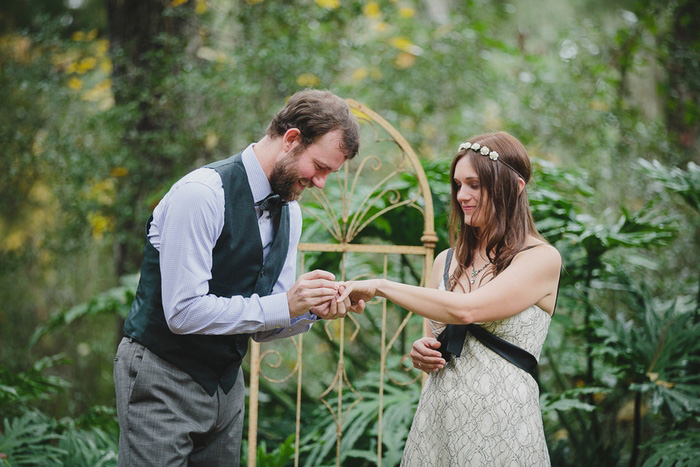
top-left (457, 186), bottom-right (470, 200)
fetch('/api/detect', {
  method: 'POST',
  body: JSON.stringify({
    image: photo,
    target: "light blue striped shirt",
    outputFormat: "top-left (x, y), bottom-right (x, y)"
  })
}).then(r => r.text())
top-left (148, 144), bottom-right (317, 341)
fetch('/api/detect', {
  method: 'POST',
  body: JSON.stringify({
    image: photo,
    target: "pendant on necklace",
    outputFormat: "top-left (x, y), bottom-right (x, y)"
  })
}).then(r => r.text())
top-left (469, 261), bottom-right (490, 285)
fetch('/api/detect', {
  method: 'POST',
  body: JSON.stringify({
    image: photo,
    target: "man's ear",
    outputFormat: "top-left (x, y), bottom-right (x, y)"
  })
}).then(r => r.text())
top-left (282, 128), bottom-right (302, 152)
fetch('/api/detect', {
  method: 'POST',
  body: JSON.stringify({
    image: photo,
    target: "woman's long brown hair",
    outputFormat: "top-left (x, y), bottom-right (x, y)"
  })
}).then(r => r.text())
top-left (447, 132), bottom-right (544, 292)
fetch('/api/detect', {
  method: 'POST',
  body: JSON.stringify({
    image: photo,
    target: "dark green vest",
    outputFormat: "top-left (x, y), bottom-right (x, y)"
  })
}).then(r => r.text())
top-left (124, 153), bottom-right (290, 396)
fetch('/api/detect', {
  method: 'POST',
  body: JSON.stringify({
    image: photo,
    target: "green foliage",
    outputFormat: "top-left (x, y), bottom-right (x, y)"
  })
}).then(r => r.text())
top-left (299, 366), bottom-right (420, 467)
top-left (56, 422), bottom-right (117, 467)
top-left (0, 409), bottom-right (118, 467)
top-left (641, 429), bottom-right (700, 467)
top-left (242, 434), bottom-right (296, 467)
top-left (541, 386), bottom-right (610, 414)
top-left (1, 0), bottom-right (699, 465)
top-left (0, 355), bottom-right (118, 466)
top-left (0, 411), bottom-right (65, 466)
top-left (638, 159), bottom-right (700, 212)
top-left (595, 272), bottom-right (700, 422)
top-left (29, 274), bottom-right (137, 347)
top-left (0, 355), bottom-right (70, 416)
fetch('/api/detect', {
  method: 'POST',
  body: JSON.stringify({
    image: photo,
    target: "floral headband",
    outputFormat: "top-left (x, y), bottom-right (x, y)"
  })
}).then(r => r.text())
top-left (458, 141), bottom-right (522, 178)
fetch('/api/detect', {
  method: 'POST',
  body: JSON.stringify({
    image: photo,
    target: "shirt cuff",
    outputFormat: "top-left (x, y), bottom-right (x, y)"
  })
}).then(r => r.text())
top-left (294, 311), bottom-right (319, 323)
top-left (289, 311), bottom-right (321, 326)
top-left (259, 293), bottom-right (291, 330)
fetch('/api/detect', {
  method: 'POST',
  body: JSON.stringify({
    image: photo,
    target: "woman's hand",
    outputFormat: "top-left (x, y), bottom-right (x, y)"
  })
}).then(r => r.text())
top-left (410, 337), bottom-right (446, 373)
top-left (336, 279), bottom-right (382, 313)
top-left (313, 288), bottom-right (351, 320)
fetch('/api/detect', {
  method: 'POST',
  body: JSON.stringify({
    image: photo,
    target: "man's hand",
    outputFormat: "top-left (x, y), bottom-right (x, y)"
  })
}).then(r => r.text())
top-left (312, 292), bottom-right (351, 320)
top-left (287, 270), bottom-right (338, 318)
top-left (410, 337), bottom-right (446, 373)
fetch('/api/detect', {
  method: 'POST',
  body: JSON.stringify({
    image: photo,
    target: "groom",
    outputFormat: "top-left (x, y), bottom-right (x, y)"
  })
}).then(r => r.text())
top-left (114, 89), bottom-right (360, 466)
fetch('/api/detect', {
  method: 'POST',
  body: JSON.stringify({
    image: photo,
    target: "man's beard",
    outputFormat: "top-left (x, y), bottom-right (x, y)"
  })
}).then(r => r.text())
top-left (270, 147), bottom-right (305, 202)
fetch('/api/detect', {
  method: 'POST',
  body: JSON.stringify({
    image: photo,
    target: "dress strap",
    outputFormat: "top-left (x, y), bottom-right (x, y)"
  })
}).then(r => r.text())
top-left (443, 247), bottom-right (454, 287)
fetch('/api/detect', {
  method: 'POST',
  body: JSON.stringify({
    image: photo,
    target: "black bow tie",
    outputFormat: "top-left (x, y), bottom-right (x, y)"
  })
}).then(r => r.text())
top-left (255, 193), bottom-right (286, 215)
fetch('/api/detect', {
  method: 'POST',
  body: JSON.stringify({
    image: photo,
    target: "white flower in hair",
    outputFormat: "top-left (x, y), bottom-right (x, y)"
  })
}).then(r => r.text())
top-left (480, 146), bottom-right (490, 155)
top-left (472, 143), bottom-right (481, 150)
top-left (459, 142), bottom-right (472, 151)
top-left (489, 151), bottom-right (499, 160)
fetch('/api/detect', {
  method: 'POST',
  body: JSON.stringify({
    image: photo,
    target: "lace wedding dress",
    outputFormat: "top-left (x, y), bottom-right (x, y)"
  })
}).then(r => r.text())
top-left (401, 280), bottom-right (552, 466)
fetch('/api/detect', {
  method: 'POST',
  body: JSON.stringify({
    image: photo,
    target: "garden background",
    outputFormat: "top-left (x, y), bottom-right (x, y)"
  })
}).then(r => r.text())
top-left (1, 0), bottom-right (699, 465)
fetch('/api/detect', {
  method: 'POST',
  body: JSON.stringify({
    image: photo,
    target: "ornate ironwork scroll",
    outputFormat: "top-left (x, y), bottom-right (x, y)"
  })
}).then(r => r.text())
top-left (247, 100), bottom-right (437, 467)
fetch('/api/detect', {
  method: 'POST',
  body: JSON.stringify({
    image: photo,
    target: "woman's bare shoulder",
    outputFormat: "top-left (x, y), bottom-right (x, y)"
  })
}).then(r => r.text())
top-left (521, 239), bottom-right (562, 268)
top-left (430, 248), bottom-right (452, 288)
top-left (432, 248), bottom-right (452, 272)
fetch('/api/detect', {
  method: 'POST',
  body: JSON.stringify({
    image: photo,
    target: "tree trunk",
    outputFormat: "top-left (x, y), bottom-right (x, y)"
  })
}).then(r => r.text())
top-left (662, 0), bottom-right (700, 161)
top-left (105, 0), bottom-right (196, 341)
top-left (105, 0), bottom-right (195, 276)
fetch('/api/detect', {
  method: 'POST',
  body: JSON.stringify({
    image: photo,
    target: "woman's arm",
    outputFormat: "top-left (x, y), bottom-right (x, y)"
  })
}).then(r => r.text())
top-left (340, 244), bottom-right (561, 324)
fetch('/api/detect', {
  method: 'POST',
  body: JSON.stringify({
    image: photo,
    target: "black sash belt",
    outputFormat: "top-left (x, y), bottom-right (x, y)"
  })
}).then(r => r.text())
top-left (436, 248), bottom-right (538, 378)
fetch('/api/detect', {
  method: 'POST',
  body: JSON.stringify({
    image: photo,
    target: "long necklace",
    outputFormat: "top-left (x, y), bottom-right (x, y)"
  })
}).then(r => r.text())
top-left (470, 261), bottom-right (490, 284)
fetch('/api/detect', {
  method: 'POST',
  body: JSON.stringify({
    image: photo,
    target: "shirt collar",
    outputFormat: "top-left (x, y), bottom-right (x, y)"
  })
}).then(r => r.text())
top-left (241, 143), bottom-right (272, 204)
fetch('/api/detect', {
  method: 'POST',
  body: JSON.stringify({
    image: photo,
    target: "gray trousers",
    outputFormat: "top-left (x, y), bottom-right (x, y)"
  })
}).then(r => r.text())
top-left (114, 337), bottom-right (244, 466)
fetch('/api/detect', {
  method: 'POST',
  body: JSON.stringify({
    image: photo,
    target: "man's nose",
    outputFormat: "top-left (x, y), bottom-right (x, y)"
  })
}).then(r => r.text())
top-left (312, 174), bottom-right (328, 189)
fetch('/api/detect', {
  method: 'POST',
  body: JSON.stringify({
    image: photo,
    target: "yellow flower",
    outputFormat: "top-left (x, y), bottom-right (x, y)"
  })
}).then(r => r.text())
top-left (204, 131), bottom-right (219, 150)
top-left (110, 166), bottom-right (129, 178)
top-left (68, 77), bottom-right (83, 90)
top-left (82, 79), bottom-right (112, 102)
top-left (4, 230), bottom-right (25, 252)
top-left (72, 31), bottom-right (85, 41)
top-left (315, 0), bottom-right (340, 8)
top-left (11, 36), bottom-right (32, 63)
top-left (88, 179), bottom-right (116, 206)
top-left (195, 0), bottom-right (208, 14)
top-left (66, 61), bottom-right (78, 74)
top-left (395, 51), bottom-right (415, 68)
top-left (352, 67), bottom-right (368, 81)
top-left (88, 212), bottom-right (114, 240)
top-left (196, 47), bottom-right (227, 62)
top-left (77, 57), bottom-right (97, 74)
top-left (86, 29), bottom-right (98, 40)
top-left (170, 0), bottom-right (188, 7)
top-left (296, 73), bottom-right (321, 87)
top-left (31, 130), bottom-right (48, 156)
top-left (100, 60), bottom-right (113, 74)
top-left (99, 96), bottom-right (115, 111)
top-left (95, 39), bottom-right (109, 57)
top-left (390, 36), bottom-right (415, 52)
top-left (400, 117), bottom-right (416, 131)
top-left (364, 2), bottom-right (381, 19)
top-left (372, 21), bottom-right (389, 32)
top-left (590, 100), bottom-right (609, 111)
top-left (399, 7), bottom-right (415, 18)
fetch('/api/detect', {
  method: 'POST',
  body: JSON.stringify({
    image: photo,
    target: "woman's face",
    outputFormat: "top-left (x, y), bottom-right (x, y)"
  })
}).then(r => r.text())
top-left (454, 156), bottom-right (487, 228)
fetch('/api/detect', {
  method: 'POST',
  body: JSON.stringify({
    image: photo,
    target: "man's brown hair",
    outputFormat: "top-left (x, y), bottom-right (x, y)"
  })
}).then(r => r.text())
top-left (267, 89), bottom-right (360, 159)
